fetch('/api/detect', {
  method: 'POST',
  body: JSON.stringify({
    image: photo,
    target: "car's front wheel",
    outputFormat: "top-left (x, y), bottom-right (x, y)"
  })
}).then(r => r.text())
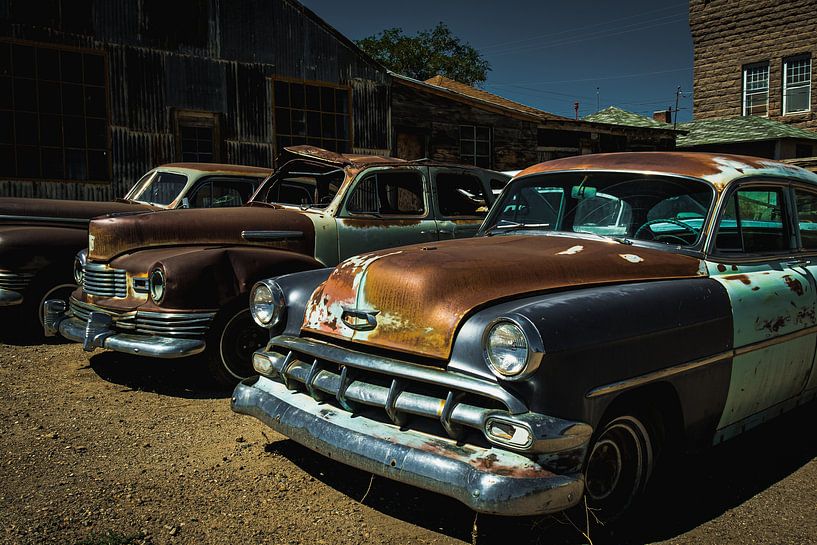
top-left (584, 413), bottom-right (655, 521)
top-left (206, 304), bottom-right (269, 387)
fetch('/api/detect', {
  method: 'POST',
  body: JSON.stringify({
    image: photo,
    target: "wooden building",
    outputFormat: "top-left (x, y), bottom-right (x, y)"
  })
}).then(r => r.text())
top-left (391, 75), bottom-right (679, 171)
top-left (0, 0), bottom-right (390, 200)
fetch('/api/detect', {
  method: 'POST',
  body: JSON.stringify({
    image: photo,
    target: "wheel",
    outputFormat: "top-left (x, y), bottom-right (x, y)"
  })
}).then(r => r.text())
top-left (206, 304), bottom-right (270, 387)
top-left (584, 414), bottom-right (655, 521)
top-left (16, 269), bottom-right (76, 343)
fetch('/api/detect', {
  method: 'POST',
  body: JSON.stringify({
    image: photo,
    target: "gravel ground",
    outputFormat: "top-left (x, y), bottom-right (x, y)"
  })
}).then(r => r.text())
top-left (0, 338), bottom-right (815, 545)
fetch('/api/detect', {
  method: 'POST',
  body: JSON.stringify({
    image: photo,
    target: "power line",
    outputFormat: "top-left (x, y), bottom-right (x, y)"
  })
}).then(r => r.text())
top-left (485, 66), bottom-right (692, 86)
top-left (476, 3), bottom-right (688, 51)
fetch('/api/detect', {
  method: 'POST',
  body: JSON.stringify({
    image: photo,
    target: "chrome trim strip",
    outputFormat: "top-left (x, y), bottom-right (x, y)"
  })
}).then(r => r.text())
top-left (241, 230), bottom-right (303, 241)
top-left (0, 288), bottom-right (24, 306)
top-left (272, 335), bottom-right (528, 414)
top-left (586, 324), bottom-right (817, 399)
top-left (0, 214), bottom-right (89, 224)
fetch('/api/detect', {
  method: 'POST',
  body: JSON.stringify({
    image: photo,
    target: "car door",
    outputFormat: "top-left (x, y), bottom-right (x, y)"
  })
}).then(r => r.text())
top-left (790, 184), bottom-right (817, 392)
top-left (707, 181), bottom-right (816, 440)
top-left (432, 168), bottom-right (493, 240)
top-left (336, 166), bottom-right (438, 260)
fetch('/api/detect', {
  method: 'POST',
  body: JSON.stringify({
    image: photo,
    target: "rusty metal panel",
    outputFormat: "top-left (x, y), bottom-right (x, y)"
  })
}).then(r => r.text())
top-left (352, 79), bottom-right (390, 151)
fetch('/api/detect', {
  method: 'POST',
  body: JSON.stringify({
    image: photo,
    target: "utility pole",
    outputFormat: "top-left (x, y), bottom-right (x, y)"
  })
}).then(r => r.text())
top-left (673, 86), bottom-right (681, 129)
top-left (596, 87), bottom-right (600, 113)
top-left (574, 101), bottom-right (579, 121)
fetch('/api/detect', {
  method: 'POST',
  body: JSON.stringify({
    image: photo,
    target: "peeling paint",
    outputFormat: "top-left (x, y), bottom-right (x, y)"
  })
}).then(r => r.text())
top-left (557, 245), bottom-right (584, 255)
top-left (619, 254), bottom-right (644, 263)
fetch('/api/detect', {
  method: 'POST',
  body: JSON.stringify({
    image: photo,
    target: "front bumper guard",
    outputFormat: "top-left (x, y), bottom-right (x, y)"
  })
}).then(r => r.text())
top-left (232, 375), bottom-right (586, 516)
top-left (43, 299), bottom-right (206, 358)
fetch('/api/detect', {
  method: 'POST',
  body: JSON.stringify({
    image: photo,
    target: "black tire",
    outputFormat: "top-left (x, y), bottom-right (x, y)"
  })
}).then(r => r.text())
top-left (583, 413), bottom-right (655, 522)
top-left (16, 271), bottom-right (76, 343)
top-left (205, 304), bottom-right (270, 387)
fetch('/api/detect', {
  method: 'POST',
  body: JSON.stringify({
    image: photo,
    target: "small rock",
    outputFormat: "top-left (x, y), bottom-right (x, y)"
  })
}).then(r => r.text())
top-left (236, 436), bottom-right (246, 443)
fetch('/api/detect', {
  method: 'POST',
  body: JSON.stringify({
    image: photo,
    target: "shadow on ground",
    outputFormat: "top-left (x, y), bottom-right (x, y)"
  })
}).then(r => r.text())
top-left (87, 350), bottom-right (232, 400)
top-left (266, 400), bottom-right (817, 544)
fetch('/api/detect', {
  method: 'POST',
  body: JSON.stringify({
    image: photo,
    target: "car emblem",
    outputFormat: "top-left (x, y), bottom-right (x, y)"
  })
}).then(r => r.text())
top-left (341, 307), bottom-right (379, 331)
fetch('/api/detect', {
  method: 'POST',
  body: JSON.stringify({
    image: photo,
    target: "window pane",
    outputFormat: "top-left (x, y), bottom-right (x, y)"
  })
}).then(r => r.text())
top-left (321, 113), bottom-right (335, 138)
top-left (335, 89), bottom-right (348, 114)
top-left (0, 145), bottom-right (14, 176)
top-left (274, 80), bottom-right (289, 107)
top-left (0, 76), bottom-right (11, 109)
top-left (733, 189), bottom-right (788, 253)
top-left (306, 110), bottom-right (320, 137)
top-left (38, 80), bottom-right (62, 114)
top-left (275, 107), bottom-right (291, 134)
top-left (786, 86), bottom-right (810, 113)
top-left (460, 125), bottom-right (475, 140)
top-left (290, 83), bottom-right (304, 109)
top-left (335, 114), bottom-right (348, 140)
top-left (796, 190), bottom-right (817, 249)
top-left (63, 116), bottom-right (86, 147)
top-left (65, 148), bottom-right (87, 180)
top-left (16, 146), bottom-right (39, 177)
top-left (83, 53), bottom-right (105, 86)
top-left (12, 45), bottom-right (34, 78)
top-left (0, 43), bottom-right (10, 76)
top-left (744, 64), bottom-right (770, 116)
top-left (37, 48), bottom-right (60, 81)
top-left (86, 117), bottom-right (107, 149)
top-left (321, 86), bottom-right (334, 111)
top-left (436, 173), bottom-right (488, 217)
top-left (305, 85), bottom-right (320, 110)
top-left (60, 51), bottom-right (82, 84)
top-left (84, 86), bottom-right (106, 118)
top-left (13, 78), bottom-right (36, 111)
top-left (39, 114), bottom-right (62, 147)
top-left (14, 111), bottom-right (37, 145)
top-left (41, 147), bottom-right (64, 178)
top-left (62, 84), bottom-right (84, 116)
top-left (0, 111), bottom-right (13, 144)
top-left (377, 172), bottom-right (424, 215)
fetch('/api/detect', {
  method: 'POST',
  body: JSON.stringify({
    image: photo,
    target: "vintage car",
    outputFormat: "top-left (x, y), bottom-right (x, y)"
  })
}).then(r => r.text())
top-left (232, 152), bottom-right (817, 520)
top-left (43, 146), bottom-right (509, 385)
top-left (1, 163), bottom-right (269, 338)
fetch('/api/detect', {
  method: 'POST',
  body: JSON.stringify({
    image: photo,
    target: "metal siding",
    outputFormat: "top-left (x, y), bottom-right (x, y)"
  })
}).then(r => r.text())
top-left (0, 0), bottom-right (390, 200)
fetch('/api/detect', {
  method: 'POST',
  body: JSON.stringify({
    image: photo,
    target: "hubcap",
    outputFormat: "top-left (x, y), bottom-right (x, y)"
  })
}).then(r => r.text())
top-left (586, 438), bottom-right (622, 500)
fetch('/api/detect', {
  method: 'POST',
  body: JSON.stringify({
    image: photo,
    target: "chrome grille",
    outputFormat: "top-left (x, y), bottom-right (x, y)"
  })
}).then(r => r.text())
top-left (82, 263), bottom-right (127, 298)
top-left (69, 298), bottom-right (215, 337)
top-left (0, 271), bottom-right (35, 291)
top-left (261, 336), bottom-right (524, 443)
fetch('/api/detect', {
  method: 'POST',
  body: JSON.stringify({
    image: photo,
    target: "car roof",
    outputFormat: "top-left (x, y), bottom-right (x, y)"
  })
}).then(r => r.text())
top-left (514, 151), bottom-right (817, 190)
top-left (157, 163), bottom-right (273, 176)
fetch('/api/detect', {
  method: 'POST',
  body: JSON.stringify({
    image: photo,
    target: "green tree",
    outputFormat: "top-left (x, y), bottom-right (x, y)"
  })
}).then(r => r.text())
top-left (357, 22), bottom-right (490, 86)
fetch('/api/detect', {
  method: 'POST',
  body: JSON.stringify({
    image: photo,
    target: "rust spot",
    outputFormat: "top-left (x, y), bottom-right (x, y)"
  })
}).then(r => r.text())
top-left (723, 274), bottom-right (751, 285)
top-left (731, 265), bottom-right (739, 271)
top-left (752, 286), bottom-right (760, 291)
top-left (717, 264), bottom-right (727, 272)
top-left (757, 316), bottom-right (789, 333)
top-left (475, 453), bottom-right (499, 469)
top-left (783, 275), bottom-right (805, 296)
top-left (797, 307), bottom-right (816, 324)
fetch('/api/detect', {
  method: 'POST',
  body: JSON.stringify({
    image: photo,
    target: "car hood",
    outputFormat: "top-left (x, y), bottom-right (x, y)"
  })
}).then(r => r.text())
top-left (0, 197), bottom-right (154, 225)
top-left (88, 206), bottom-right (315, 261)
top-left (302, 234), bottom-right (705, 361)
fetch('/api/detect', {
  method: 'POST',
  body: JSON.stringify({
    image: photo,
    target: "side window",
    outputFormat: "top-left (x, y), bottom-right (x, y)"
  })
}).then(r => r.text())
top-left (210, 179), bottom-right (254, 207)
top-left (716, 187), bottom-right (790, 253)
top-left (795, 189), bottom-right (817, 250)
top-left (347, 172), bottom-right (424, 215)
top-left (436, 173), bottom-right (489, 217)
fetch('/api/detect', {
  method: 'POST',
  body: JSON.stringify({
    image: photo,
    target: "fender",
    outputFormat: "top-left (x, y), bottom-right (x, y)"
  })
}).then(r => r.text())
top-left (449, 278), bottom-right (733, 446)
top-left (0, 225), bottom-right (87, 275)
top-left (110, 246), bottom-right (325, 311)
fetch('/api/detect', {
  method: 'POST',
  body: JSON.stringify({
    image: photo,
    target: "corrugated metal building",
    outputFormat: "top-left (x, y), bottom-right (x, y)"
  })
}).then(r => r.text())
top-left (0, 0), bottom-right (390, 200)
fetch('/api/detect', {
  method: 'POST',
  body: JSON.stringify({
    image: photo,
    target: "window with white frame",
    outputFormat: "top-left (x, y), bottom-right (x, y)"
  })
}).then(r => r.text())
top-left (784, 56), bottom-right (811, 114)
top-left (743, 63), bottom-right (769, 116)
top-left (460, 125), bottom-right (491, 168)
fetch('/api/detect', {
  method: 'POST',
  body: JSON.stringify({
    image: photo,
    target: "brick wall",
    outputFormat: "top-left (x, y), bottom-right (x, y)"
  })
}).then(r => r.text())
top-left (691, 0), bottom-right (817, 130)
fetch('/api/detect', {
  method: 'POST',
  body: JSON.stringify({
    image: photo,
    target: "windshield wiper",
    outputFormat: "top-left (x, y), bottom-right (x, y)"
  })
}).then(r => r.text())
top-left (486, 221), bottom-right (550, 236)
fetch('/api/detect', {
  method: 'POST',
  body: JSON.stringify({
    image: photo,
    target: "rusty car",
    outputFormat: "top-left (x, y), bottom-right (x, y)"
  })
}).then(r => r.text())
top-left (43, 146), bottom-right (509, 385)
top-left (232, 152), bottom-right (817, 519)
top-left (0, 163), bottom-right (270, 338)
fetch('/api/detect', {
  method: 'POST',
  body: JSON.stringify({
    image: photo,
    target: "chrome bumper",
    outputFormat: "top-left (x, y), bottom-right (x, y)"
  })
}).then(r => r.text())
top-left (43, 299), bottom-right (206, 358)
top-left (232, 375), bottom-right (586, 516)
top-left (0, 288), bottom-right (23, 306)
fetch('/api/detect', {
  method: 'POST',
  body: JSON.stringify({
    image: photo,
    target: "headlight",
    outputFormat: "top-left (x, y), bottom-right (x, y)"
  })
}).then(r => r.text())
top-left (73, 249), bottom-right (87, 285)
top-left (148, 267), bottom-right (165, 303)
top-left (250, 280), bottom-right (286, 329)
top-left (483, 317), bottom-right (544, 380)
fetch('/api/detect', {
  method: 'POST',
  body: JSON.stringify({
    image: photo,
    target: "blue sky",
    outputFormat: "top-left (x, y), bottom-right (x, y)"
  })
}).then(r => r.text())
top-left (300, 0), bottom-right (694, 122)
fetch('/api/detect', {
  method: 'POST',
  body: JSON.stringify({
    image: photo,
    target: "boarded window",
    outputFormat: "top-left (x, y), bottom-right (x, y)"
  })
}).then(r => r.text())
top-left (0, 40), bottom-right (109, 180)
top-left (273, 79), bottom-right (351, 154)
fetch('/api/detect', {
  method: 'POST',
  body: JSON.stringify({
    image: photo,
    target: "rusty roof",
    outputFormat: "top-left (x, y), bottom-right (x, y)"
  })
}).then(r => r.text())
top-left (516, 151), bottom-right (817, 190)
top-left (159, 163), bottom-right (273, 175)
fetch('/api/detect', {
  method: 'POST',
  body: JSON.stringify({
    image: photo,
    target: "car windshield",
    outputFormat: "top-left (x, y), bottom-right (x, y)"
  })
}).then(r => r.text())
top-left (484, 171), bottom-right (714, 247)
top-left (126, 171), bottom-right (189, 206)
top-left (251, 160), bottom-right (345, 207)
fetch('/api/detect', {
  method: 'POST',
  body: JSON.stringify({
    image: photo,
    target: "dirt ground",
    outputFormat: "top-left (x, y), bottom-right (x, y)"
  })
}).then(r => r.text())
top-left (0, 337), bottom-right (815, 545)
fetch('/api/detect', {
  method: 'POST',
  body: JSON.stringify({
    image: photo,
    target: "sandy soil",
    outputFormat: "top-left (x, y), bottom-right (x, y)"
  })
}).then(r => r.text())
top-left (0, 339), bottom-right (815, 545)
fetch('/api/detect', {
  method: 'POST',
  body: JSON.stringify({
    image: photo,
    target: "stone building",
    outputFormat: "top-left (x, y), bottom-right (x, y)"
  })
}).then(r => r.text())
top-left (690, 0), bottom-right (817, 131)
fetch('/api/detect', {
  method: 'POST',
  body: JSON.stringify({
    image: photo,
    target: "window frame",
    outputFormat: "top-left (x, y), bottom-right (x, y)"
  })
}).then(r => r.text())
top-left (783, 55), bottom-right (812, 115)
top-left (742, 62), bottom-right (770, 117)
top-left (271, 76), bottom-right (353, 157)
top-left (185, 175), bottom-right (258, 208)
top-left (459, 125), bottom-right (492, 168)
top-left (0, 38), bottom-right (111, 183)
top-left (340, 167), bottom-right (429, 219)
top-left (174, 109), bottom-right (221, 163)
top-left (708, 179), bottom-right (796, 258)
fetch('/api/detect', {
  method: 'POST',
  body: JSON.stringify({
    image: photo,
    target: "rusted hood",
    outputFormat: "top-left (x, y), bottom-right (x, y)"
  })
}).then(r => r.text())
top-left (88, 206), bottom-right (315, 261)
top-left (303, 235), bottom-right (705, 360)
top-left (0, 197), bottom-right (153, 224)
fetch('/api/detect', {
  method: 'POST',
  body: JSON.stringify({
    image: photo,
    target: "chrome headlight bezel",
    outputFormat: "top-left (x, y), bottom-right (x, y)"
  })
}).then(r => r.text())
top-left (148, 267), bottom-right (166, 303)
top-left (482, 315), bottom-right (544, 381)
top-left (73, 249), bottom-right (87, 286)
top-left (250, 279), bottom-right (286, 329)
